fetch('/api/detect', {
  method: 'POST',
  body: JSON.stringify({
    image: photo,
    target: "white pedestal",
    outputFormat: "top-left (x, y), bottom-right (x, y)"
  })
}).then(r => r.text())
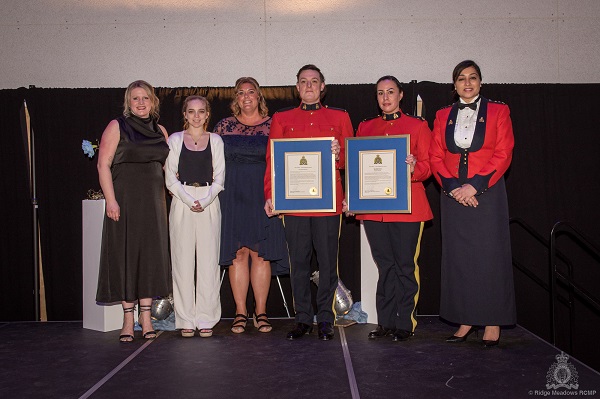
top-left (359, 222), bottom-right (378, 324)
top-left (82, 199), bottom-right (126, 332)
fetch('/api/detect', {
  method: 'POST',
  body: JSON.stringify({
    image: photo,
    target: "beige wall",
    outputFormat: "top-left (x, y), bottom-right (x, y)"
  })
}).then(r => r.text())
top-left (2, 0), bottom-right (600, 88)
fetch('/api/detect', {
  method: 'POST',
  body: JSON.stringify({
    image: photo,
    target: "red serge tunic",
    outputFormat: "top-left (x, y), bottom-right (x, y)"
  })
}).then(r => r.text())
top-left (264, 104), bottom-right (354, 217)
top-left (429, 98), bottom-right (514, 194)
top-left (355, 111), bottom-right (433, 222)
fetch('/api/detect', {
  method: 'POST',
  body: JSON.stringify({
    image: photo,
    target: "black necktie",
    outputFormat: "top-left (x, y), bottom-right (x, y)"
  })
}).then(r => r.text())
top-left (458, 102), bottom-right (477, 110)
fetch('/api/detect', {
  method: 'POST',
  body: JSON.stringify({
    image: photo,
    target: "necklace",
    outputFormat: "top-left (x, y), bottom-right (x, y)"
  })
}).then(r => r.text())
top-left (186, 130), bottom-right (204, 145)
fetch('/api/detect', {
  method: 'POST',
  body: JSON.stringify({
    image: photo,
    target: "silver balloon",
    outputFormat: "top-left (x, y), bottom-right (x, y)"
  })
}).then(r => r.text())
top-left (310, 271), bottom-right (354, 315)
top-left (151, 295), bottom-right (174, 320)
top-left (335, 278), bottom-right (353, 315)
top-left (310, 271), bottom-right (320, 286)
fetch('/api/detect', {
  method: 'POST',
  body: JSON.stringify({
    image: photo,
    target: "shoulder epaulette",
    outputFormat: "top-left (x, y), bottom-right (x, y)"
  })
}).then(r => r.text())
top-left (488, 99), bottom-right (506, 105)
top-left (405, 114), bottom-right (425, 121)
top-left (324, 105), bottom-right (348, 113)
top-left (362, 115), bottom-right (380, 122)
top-left (274, 106), bottom-right (296, 114)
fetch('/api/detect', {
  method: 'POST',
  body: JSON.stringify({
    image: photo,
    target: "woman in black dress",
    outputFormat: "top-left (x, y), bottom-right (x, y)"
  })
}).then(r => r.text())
top-left (429, 60), bottom-right (516, 347)
top-left (96, 80), bottom-right (171, 342)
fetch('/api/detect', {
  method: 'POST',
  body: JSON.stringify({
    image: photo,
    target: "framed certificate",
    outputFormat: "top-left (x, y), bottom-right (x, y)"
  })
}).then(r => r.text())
top-left (270, 137), bottom-right (336, 213)
top-left (345, 135), bottom-right (411, 213)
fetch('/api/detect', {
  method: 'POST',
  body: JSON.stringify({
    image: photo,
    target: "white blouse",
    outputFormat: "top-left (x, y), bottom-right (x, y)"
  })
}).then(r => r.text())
top-left (454, 96), bottom-right (480, 149)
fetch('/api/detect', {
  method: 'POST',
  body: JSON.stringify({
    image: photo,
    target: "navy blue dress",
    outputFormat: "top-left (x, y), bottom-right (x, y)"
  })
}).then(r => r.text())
top-left (214, 117), bottom-right (289, 275)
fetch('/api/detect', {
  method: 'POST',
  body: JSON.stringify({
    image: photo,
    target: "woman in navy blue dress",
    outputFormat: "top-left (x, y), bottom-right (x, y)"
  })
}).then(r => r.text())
top-left (214, 77), bottom-right (289, 333)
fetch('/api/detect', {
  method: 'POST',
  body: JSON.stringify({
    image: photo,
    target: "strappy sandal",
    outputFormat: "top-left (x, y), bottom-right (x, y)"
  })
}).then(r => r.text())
top-left (181, 329), bottom-right (195, 338)
top-left (253, 313), bottom-right (272, 333)
top-left (199, 328), bottom-right (213, 338)
top-left (139, 305), bottom-right (157, 339)
top-left (119, 306), bottom-right (135, 343)
top-left (231, 314), bottom-right (248, 334)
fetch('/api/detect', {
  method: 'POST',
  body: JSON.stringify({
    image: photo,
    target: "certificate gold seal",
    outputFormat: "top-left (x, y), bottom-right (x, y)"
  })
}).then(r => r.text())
top-left (309, 187), bottom-right (318, 195)
top-left (384, 187), bottom-right (392, 195)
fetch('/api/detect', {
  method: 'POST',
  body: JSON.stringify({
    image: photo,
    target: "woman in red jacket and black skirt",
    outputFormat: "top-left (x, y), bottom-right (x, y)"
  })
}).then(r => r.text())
top-left (429, 60), bottom-right (516, 347)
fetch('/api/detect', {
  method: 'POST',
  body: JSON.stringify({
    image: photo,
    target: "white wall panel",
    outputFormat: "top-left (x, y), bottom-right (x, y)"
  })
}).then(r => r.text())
top-left (266, 17), bottom-right (559, 85)
top-left (266, 0), bottom-right (556, 20)
top-left (558, 0), bottom-right (600, 18)
top-left (0, 0), bottom-right (266, 25)
top-left (1, 21), bottom-right (268, 88)
top-left (1, 0), bottom-right (600, 87)
top-left (558, 18), bottom-right (600, 83)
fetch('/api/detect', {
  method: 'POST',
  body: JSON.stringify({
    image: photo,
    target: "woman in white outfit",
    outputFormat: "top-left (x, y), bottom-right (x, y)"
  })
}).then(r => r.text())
top-left (165, 95), bottom-right (225, 337)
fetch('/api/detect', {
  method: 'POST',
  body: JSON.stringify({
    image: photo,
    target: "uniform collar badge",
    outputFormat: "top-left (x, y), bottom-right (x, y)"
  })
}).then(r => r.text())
top-left (382, 112), bottom-right (400, 121)
top-left (301, 103), bottom-right (321, 111)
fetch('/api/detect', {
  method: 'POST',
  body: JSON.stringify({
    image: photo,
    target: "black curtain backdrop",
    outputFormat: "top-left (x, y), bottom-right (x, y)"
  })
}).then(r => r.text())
top-left (2, 83), bottom-right (599, 369)
top-left (1, 88), bottom-right (35, 321)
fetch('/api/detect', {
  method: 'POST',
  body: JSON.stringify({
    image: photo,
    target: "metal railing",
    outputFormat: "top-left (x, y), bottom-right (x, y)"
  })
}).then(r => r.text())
top-left (550, 221), bottom-right (600, 349)
top-left (509, 217), bottom-right (575, 341)
top-left (509, 217), bottom-right (551, 293)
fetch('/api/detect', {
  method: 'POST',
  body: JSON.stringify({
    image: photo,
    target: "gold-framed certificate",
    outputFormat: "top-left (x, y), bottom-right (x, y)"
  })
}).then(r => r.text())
top-left (345, 135), bottom-right (411, 213)
top-left (271, 137), bottom-right (336, 212)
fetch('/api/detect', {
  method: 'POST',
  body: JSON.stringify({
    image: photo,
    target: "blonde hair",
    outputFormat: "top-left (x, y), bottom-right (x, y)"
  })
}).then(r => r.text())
top-left (230, 77), bottom-right (269, 118)
top-left (123, 80), bottom-right (160, 119)
top-left (182, 95), bottom-right (211, 130)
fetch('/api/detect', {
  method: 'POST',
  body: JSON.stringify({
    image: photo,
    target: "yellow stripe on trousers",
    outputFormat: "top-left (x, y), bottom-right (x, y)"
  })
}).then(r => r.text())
top-left (410, 222), bottom-right (425, 332)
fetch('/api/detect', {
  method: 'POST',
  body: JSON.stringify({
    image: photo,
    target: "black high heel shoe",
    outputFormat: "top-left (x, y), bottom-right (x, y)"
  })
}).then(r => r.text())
top-left (482, 330), bottom-right (501, 347)
top-left (139, 305), bottom-right (157, 339)
top-left (446, 326), bottom-right (478, 343)
top-left (119, 306), bottom-right (135, 343)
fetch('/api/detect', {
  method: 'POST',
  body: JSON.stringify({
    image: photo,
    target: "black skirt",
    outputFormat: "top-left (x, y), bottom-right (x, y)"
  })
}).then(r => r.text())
top-left (439, 178), bottom-right (517, 326)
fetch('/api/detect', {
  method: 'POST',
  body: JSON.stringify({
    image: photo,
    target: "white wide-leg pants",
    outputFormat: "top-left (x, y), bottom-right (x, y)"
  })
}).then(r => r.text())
top-left (170, 185), bottom-right (222, 330)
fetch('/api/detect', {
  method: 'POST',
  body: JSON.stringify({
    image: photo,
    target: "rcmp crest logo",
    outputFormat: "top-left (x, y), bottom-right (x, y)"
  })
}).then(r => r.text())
top-left (545, 352), bottom-right (579, 390)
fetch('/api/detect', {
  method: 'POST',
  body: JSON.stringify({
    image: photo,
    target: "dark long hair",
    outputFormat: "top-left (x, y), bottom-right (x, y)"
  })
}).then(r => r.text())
top-left (451, 60), bottom-right (482, 100)
top-left (452, 60), bottom-right (482, 83)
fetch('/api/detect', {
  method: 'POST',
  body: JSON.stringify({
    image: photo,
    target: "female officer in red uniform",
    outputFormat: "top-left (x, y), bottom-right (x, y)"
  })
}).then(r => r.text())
top-left (429, 60), bottom-right (516, 347)
top-left (264, 64), bottom-right (353, 341)
top-left (352, 75), bottom-right (433, 342)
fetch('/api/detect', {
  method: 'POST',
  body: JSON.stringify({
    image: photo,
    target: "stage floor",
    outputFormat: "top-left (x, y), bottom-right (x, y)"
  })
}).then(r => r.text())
top-left (1, 316), bottom-right (598, 398)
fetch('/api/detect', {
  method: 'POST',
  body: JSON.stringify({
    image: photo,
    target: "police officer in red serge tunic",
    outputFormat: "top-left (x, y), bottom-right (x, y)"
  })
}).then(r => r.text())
top-left (429, 60), bottom-right (516, 347)
top-left (347, 75), bottom-right (433, 342)
top-left (264, 64), bottom-right (354, 341)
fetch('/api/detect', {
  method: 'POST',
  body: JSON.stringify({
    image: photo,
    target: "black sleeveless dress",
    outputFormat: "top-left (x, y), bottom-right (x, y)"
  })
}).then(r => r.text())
top-left (96, 115), bottom-right (171, 303)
